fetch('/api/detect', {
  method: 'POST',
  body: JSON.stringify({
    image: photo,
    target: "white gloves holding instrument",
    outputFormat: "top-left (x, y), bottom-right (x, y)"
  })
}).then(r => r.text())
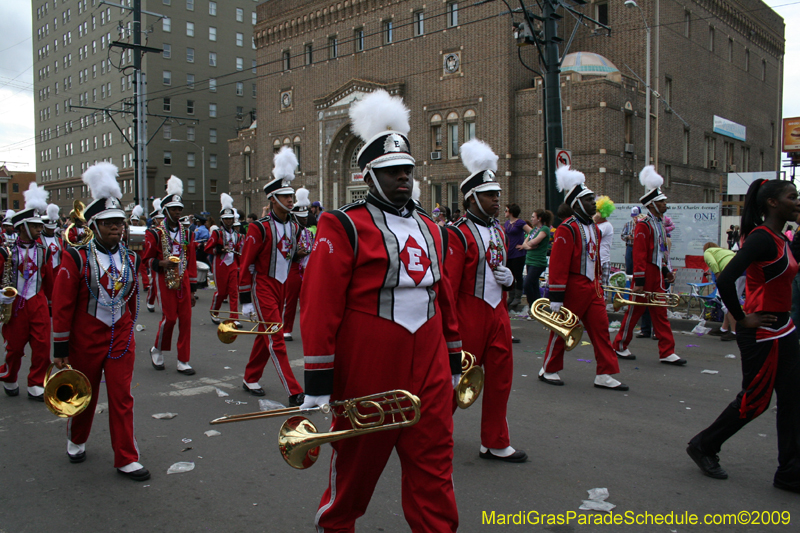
top-left (300, 394), bottom-right (331, 410)
top-left (452, 374), bottom-right (461, 390)
top-left (549, 301), bottom-right (563, 313)
top-left (0, 293), bottom-right (16, 305)
top-left (241, 303), bottom-right (255, 319)
top-left (493, 265), bottom-right (514, 287)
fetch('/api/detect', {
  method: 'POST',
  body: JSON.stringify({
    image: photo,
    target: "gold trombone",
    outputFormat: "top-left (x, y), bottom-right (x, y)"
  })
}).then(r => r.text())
top-left (216, 314), bottom-right (283, 343)
top-left (602, 286), bottom-right (680, 312)
top-left (530, 298), bottom-right (584, 351)
top-left (456, 351), bottom-right (484, 409)
top-left (65, 200), bottom-right (94, 247)
top-left (210, 389), bottom-right (421, 469)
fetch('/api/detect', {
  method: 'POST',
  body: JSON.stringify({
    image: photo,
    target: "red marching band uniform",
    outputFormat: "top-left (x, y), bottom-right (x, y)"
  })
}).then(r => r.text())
top-left (0, 190), bottom-right (54, 399)
top-left (206, 194), bottom-right (240, 322)
top-left (282, 187), bottom-right (314, 341)
top-left (38, 203), bottom-right (65, 275)
top-left (146, 200), bottom-right (164, 312)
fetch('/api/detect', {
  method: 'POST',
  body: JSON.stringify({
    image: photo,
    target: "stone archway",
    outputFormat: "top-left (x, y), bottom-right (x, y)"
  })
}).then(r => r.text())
top-left (326, 125), bottom-right (368, 208)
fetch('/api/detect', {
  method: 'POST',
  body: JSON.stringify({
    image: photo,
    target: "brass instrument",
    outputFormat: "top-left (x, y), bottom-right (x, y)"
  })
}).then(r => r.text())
top-left (161, 221), bottom-right (185, 290)
top-left (456, 351), bottom-right (484, 409)
top-left (65, 200), bottom-right (94, 247)
top-left (0, 287), bottom-right (17, 324)
top-left (602, 286), bottom-right (680, 312)
top-left (43, 363), bottom-right (92, 418)
top-left (210, 389), bottom-right (421, 469)
top-left (530, 298), bottom-right (584, 351)
top-left (217, 318), bottom-right (283, 344)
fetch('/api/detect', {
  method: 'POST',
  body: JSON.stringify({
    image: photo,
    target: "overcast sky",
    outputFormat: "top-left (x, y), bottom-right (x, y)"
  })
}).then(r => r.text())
top-left (1, 0), bottom-right (798, 173)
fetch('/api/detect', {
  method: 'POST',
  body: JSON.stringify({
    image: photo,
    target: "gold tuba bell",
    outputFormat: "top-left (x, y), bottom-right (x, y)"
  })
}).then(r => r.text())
top-left (65, 200), bottom-right (94, 247)
top-left (456, 351), bottom-right (484, 409)
top-left (530, 298), bottom-right (584, 351)
top-left (43, 363), bottom-right (92, 418)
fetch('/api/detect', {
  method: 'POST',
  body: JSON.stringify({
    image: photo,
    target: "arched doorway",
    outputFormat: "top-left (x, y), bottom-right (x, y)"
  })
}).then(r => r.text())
top-left (327, 125), bottom-right (368, 208)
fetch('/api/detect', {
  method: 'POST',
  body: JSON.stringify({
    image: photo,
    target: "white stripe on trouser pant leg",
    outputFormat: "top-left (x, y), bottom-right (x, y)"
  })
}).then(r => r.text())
top-left (315, 449), bottom-right (338, 533)
top-left (618, 306), bottom-right (636, 351)
top-left (542, 334), bottom-right (557, 370)
top-left (154, 272), bottom-right (167, 350)
top-left (252, 274), bottom-right (290, 395)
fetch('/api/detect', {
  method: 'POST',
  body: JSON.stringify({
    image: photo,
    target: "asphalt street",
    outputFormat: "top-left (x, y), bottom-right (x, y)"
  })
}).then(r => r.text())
top-left (0, 290), bottom-right (796, 532)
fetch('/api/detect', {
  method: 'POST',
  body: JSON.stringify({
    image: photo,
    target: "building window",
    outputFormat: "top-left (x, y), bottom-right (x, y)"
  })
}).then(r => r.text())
top-left (252, 59), bottom-right (257, 73)
top-left (414, 11), bottom-right (424, 36)
top-left (741, 146), bottom-right (750, 172)
top-left (682, 130), bottom-right (689, 164)
top-left (728, 38), bottom-right (733, 62)
top-left (236, 8), bottom-right (244, 22)
top-left (164, 151), bottom-right (172, 165)
top-left (163, 97), bottom-right (171, 112)
top-left (252, 83), bottom-right (257, 97)
top-left (236, 32), bottom-right (243, 47)
top-left (209, 78), bottom-right (216, 91)
top-left (209, 156), bottom-right (218, 170)
top-left (187, 126), bottom-right (195, 141)
top-left (745, 49), bottom-right (750, 72)
top-left (329, 36), bottom-right (338, 59)
top-left (187, 152), bottom-right (196, 168)
top-left (663, 76), bottom-right (672, 112)
top-left (663, 164), bottom-right (671, 188)
top-left (305, 44), bottom-right (313, 65)
top-left (210, 129), bottom-right (217, 143)
top-left (708, 26), bottom-right (714, 52)
top-left (705, 136), bottom-right (716, 168)
top-left (187, 100), bottom-right (194, 114)
top-left (186, 47), bottom-right (194, 62)
top-left (293, 144), bottom-right (301, 171)
top-left (623, 179), bottom-right (631, 203)
top-left (383, 20), bottom-right (393, 45)
top-left (162, 43), bottom-right (171, 58)
top-left (209, 1), bottom-right (216, 16)
top-left (448, 124), bottom-right (459, 158)
top-left (209, 103), bottom-right (217, 117)
top-left (355, 28), bottom-right (364, 52)
top-left (186, 21), bottom-right (194, 37)
top-left (684, 11), bottom-right (691, 38)
top-left (236, 57), bottom-right (243, 70)
top-left (283, 50), bottom-right (291, 71)
top-left (762, 59), bottom-right (766, 81)
top-left (447, 3), bottom-right (458, 28)
top-left (163, 17), bottom-right (171, 32)
top-left (186, 0), bottom-right (194, 11)
top-left (430, 114), bottom-right (443, 152)
top-left (187, 73), bottom-right (195, 88)
top-left (244, 151), bottom-right (252, 179)
top-left (163, 124), bottom-right (172, 139)
top-left (209, 27), bottom-right (216, 41)
top-left (595, 2), bottom-right (608, 26)
top-left (209, 52), bottom-right (217, 66)
top-left (252, 12), bottom-right (257, 25)
top-left (236, 82), bottom-right (243, 96)
top-left (187, 178), bottom-right (196, 194)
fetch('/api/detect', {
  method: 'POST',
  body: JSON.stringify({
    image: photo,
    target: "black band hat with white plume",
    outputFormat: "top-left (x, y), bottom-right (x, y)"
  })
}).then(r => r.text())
top-left (459, 139), bottom-right (502, 203)
top-left (263, 147), bottom-right (297, 210)
top-left (349, 90), bottom-right (415, 204)
top-left (233, 211), bottom-right (241, 226)
top-left (130, 205), bottom-right (144, 221)
top-left (149, 198), bottom-right (164, 219)
top-left (81, 162), bottom-right (125, 223)
top-left (220, 193), bottom-right (235, 218)
top-left (43, 204), bottom-right (60, 228)
top-left (556, 165), bottom-right (593, 208)
top-left (3, 210), bottom-right (14, 226)
top-left (638, 165), bottom-right (667, 206)
top-left (291, 187), bottom-right (310, 217)
top-left (162, 175), bottom-right (184, 209)
top-left (12, 183), bottom-right (49, 227)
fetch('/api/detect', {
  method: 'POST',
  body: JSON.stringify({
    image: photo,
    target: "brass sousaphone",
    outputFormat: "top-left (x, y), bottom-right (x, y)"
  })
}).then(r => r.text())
top-left (43, 363), bottom-right (92, 418)
top-left (65, 200), bottom-right (94, 247)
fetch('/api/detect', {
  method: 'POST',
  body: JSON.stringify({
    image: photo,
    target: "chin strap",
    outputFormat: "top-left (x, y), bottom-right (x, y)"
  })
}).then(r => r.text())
top-left (468, 191), bottom-right (496, 220)
top-left (366, 167), bottom-right (395, 205)
top-left (271, 196), bottom-right (292, 214)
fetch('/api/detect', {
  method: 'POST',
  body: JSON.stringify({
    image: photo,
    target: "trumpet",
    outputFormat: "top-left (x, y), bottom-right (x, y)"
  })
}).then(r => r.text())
top-left (65, 200), bottom-right (94, 247)
top-left (530, 298), bottom-right (584, 351)
top-left (602, 286), bottom-right (680, 312)
top-left (217, 318), bottom-right (283, 344)
top-left (456, 351), bottom-right (484, 409)
top-left (43, 363), bottom-right (92, 418)
top-left (210, 389), bottom-right (421, 469)
top-left (0, 287), bottom-right (17, 324)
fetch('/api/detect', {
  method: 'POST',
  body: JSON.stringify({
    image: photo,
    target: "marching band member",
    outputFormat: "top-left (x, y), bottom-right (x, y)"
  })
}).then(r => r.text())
top-left (613, 166), bottom-right (686, 366)
top-left (237, 147), bottom-right (304, 404)
top-left (128, 205), bottom-right (150, 294)
top-left (299, 90), bottom-right (462, 532)
top-left (146, 199), bottom-right (164, 313)
top-left (538, 167), bottom-right (627, 390)
top-left (206, 194), bottom-right (240, 325)
top-left (143, 177), bottom-right (198, 375)
top-left (39, 204), bottom-right (65, 274)
top-left (66, 203), bottom-right (88, 247)
top-left (282, 187), bottom-right (313, 342)
top-left (1, 210), bottom-right (16, 246)
top-left (51, 162), bottom-right (149, 481)
top-left (444, 139), bottom-right (528, 462)
top-left (0, 184), bottom-right (54, 400)
top-left (688, 178), bottom-right (800, 492)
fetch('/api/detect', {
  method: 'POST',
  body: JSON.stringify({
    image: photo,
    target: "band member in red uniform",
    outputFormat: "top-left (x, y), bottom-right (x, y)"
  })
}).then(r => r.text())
top-left (613, 166), bottom-right (685, 365)
top-left (300, 90), bottom-right (462, 532)
top-left (66, 204), bottom-right (88, 247)
top-left (128, 205), bottom-right (150, 294)
top-left (444, 139), bottom-right (528, 462)
top-left (143, 176), bottom-right (198, 375)
top-left (146, 200), bottom-right (164, 312)
top-left (687, 179), bottom-right (800, 492)
top-left (207, 193), bottom-right (240, 325)
top-left (238, 147), bottom-right (304, 405)
top-left (51, 162), bottom-right (149, 481)
top-left (2, 210), bottom-right (17, 247)
top-left (39, 204), bottom-right (65, 274)
top-left (282, 187), bottom-right (313, 342)
top-left (0, 184), bottom-right (54, 400)
top-left (537, 166), bottom-right (628, 390)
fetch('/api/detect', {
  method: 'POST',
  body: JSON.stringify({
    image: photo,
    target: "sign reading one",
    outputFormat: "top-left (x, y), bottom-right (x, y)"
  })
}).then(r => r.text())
top-left (783, 117), bottom-right (800, 153)
top-left (555, 149), bottom-right (572, 169)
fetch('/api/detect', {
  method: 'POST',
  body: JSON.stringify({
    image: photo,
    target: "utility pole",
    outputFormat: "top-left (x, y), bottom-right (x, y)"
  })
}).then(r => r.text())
top-left (515, 1), bottom-right (609, 211)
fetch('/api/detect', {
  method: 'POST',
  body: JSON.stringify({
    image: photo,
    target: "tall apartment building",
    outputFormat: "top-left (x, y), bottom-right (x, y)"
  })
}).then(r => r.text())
top-left (32, 0), bottom-right (260, 216)
top-left (228, 0), bottom-right (783, 220)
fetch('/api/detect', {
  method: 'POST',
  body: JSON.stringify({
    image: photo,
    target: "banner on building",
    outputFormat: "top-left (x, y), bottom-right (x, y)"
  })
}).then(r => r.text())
top-left (607, 203), bottom-right (720, 268)
top-left (783, 117), bottom-right (800, 152)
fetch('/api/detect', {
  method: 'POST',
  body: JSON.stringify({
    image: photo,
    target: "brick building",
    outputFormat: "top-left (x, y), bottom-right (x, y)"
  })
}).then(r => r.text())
top-left (228, 0), bottom-right (784, 217)
top-left (0, 165), bottom-right (37, 212)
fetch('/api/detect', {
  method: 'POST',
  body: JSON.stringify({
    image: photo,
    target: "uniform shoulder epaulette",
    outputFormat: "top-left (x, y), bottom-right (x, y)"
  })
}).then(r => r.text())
top-left (446, 225), bottom-right (468, 252)
top-left (258, 214), bottom-right (271, 222)
top-left (66, 247), bottom-right (85, 272)
top-left (338, 199), bottom-right (366, 212)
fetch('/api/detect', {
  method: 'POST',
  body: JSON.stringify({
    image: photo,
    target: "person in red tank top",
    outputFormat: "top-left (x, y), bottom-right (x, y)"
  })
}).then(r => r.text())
top-left (687, 178), bottom-right (800, 494)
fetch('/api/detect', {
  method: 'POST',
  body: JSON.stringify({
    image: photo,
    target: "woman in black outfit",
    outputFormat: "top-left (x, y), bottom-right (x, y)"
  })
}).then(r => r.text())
top-left (687, 178), bottom-right (800, 493)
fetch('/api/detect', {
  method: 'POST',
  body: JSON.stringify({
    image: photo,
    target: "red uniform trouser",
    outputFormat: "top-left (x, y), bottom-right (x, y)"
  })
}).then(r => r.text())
top-left (67, 332), bottom-right (139, 468)
top-left (153, 272), bottom-right (192, 363)
top-left (283, 262), bottom-right (301, 334)
top-left (147, 269), bottom-right (158, 306)
top-left (0, 294), bottom-right (51, 388)
top-left (316, 309), bottom-right (458, 533)
top-left (543, 276), bottom-right (621, 375)
top-left (243, 273), bottom-right (302, 394)
top-left (210, 259), bottom-right (239, 320)
top-left (455, 294), bottom-right (513, 449)
top-left (613, 265), bottom-right (676, 359)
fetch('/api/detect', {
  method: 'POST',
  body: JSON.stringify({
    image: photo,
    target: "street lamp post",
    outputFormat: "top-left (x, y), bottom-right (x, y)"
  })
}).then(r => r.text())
top-left (169, 138), bottom-right (206, 213)
top-left (625, 0), bottom-right (651, 167)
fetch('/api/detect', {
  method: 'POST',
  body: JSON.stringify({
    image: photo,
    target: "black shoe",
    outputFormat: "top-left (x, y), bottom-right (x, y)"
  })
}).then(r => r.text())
top-left (594, 382), bottom-right (629, 391)
top-left (283, 333), bottom-right (293, 342)
top-left (68, 451), bottom-right (86, 464)
top-left (615, 350), bottom-right (636, 360)
top-left (288, 393), bottom-right (305, 407)
top-left (635, 332), bottom-right (651, 338)
top-left (243, 383), bottom-right (265, 396)
top-left (511, 336), bottom-right (521, 344)
top-left (177, 367), bottom-right (196, 376)
top-left (708, 328), bottom-right (725, 337)
top-left (686, 444), bottom-right (728, 479)
top-left (151, 348), bottom-right (165, 370)
top-left (28, 391), bottom-right (44, 402)
top-left (661, 357), bottom-right (688, 366)
top-left (479, 449), bottom-right (528, 463)
top-left (652, 335), bottom-right (659, 341)
top-left (538, 374), bottom-right (564, 386)
top-left (3, 386), bottom-right (19, 397)
top-left (720, 331), bottom-right (736, 342)
top-left (117, 467), bottom-right (151, 482)
top-left (147, 304), bottom-right (155, 313)
top-left (773, 478), bottom-right (800, 493)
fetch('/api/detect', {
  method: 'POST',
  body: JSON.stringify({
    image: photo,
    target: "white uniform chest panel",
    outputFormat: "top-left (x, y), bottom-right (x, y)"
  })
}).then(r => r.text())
top-left (273, 222), bottom-right (292, 283)
top-left (581, 223), bottom-right (596, 282)
top-left (92, 250), bottom-right (128, 327)
top-left (43, 236), bottom-right (61, 268)
top-left (15, 247), bottom-right (40, 300)
top-left (476, 225), bottom-right (503, 309)
top-left (222, 230), bottom-right (236, 266)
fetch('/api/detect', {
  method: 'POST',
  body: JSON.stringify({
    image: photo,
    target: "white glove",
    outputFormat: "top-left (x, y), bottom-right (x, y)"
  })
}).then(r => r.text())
top-left (300, 394), bottom-right (330, 410)
top-left (549, 301), bottom-right (563, 313)
top-left (493, 265), bottom-right (514, 287)
top-left (452, 374), bottom-right (461, 390)
top-left (241, 303), bottom-right (255, 318)
top-left (0, 293), bottom-right (15, 305)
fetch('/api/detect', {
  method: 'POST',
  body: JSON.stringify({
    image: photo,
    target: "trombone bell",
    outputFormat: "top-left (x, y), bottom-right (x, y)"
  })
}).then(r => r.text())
top-left (44, 363), bottom-right (92, 418)
top-left (216, 319), bottom-right (282, 344)
top-left (456, 351), bottom-right (484, 409)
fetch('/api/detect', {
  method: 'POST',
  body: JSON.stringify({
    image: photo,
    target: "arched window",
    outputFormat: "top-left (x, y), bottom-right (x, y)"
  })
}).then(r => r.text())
top-left (464, 109), bottom-right (476, 142)
top-left (430, 114), bottom-right (443, 152)
top-left (446, 112), bottom-right (459, 158)
top-left (350, 141), bottom-right (365, 169)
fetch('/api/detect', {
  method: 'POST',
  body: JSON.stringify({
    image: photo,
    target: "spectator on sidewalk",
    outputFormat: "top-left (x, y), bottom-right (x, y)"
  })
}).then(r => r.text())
top-left (521, 209), bottom-right (552, 308)
top-left (503, 203), bottom-right (532, 312)
top-left (593, 196), bottom-right (616, 289)
top-left (703, 242), bottom-right (740, 341)
top-left (621, 207), bottom-right (641, 275)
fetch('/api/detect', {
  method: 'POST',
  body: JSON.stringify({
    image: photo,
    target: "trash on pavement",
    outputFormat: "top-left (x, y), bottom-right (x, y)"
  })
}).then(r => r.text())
top-left (701, 370), bottom-right (719, 374)
top-left (579, 488), bottom-right (615, 513)
top-left (204, 430), bottom-right (221, 437)
top-left (152, 412), bottom-right (178, 419)
top-left (691, 320), bottom-right (712, 336)
top-left (215, 387), bottom-right (230, 397)
top-left (259, 399), bottom-right (285, 411)
top-left (135, 324), bottom-right (146, 332)
top-left (225, 399), bottom-right (247, 405)
top-left (725, 354), bottom-right (736, 359)
top-left (167, 462), bottom-right (195, 475)
top-left (181, 438), bottom-right (192, 443)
